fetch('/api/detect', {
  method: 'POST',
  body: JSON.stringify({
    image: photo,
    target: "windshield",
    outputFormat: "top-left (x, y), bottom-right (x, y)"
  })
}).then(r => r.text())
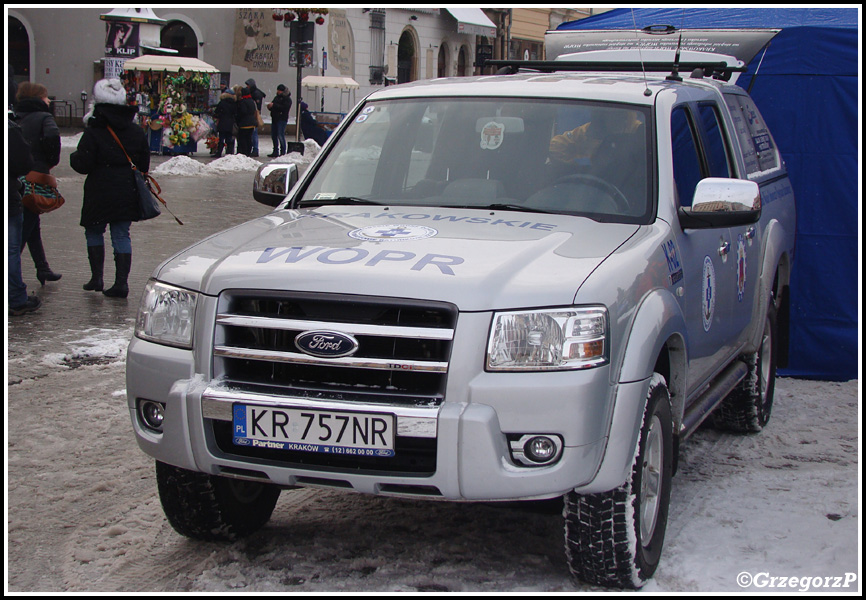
top-left (297, 97), bottom-right (653, 223)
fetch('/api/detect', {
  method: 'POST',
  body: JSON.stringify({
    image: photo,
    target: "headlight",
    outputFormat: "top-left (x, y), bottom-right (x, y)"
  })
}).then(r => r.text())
top-left (135, 280), bottom-right (198, 349)
top-left (486, 306), bottom-right (608, 371)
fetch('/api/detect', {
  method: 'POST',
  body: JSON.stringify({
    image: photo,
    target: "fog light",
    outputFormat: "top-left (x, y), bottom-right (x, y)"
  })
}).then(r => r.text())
top-left (138, 400), bottom-right (165, 432)
top-left (508, 434), bottom-right (563, 467)
top-left (525, 436), bottom-right (557, 462)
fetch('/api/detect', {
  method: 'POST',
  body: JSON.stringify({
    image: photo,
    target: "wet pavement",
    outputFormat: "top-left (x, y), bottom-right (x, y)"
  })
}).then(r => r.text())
top-left (7, 131), bottom-right (274, 372)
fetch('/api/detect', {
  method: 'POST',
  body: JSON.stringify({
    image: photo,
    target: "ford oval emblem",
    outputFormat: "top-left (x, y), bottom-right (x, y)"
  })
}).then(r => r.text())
top-left (295, 331), bottom-right (359, 358)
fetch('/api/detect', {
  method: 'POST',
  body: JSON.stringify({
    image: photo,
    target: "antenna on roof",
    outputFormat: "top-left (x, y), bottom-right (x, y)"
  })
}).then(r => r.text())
top-left (631, 9), bottom-right (652, 96)
top-left (666, 10), bottom-right (687, 82)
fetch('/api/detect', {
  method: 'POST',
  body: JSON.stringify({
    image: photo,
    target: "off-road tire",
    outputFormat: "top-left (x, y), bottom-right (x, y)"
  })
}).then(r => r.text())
top-left (712, 299), bottom-right (777, 433)
top-left (155, 461), bottom-right (281, 541)
top-left (564, 374), bottom-right (673, 588)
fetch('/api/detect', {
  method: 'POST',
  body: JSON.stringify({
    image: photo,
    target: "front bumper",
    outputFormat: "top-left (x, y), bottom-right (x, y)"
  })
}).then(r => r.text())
top-left (127, 311), bottom-right (643, 501)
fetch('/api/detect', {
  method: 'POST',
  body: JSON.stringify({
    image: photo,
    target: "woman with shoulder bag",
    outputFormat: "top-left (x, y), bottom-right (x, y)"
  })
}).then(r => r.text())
top-left (13, 82), bottom-right (63, 286)
top-left (70, 78), bottom-right (150, 299)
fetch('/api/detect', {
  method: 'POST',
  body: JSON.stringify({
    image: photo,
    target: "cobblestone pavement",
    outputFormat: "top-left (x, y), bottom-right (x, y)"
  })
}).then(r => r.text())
top-left (7, 134), bottom-right (273, 376)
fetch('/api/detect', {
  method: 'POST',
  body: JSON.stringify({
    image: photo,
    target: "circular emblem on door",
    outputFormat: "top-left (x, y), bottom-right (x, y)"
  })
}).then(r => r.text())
top-left (295, 331), bottom-right (359, 358)
top-left (348, 225), bottom-right (438, 242)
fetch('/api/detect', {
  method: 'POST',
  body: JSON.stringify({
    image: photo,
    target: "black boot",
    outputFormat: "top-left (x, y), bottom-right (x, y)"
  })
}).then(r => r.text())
top-left (36, 267), bottom-right (62, 286)
top-left (26, 227), bottom-right (62, 285)
top-left (83, 245), bottom-right (104, 291)
top-left (103, 252), bottom-right (131, 298)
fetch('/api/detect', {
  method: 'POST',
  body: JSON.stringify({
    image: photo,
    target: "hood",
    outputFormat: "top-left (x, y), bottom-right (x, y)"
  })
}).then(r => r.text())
top-left (85, 103), bottom-right (138, 129)
top-left (156, 206), bottom-right (639, 311)
top-left (13, 97), bottom-right (51, 117)
top-left (219, 92), bottom-right (237, 101)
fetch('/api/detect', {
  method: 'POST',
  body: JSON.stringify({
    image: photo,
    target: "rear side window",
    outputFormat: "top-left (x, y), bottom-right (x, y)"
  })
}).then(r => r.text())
top-left (670, 107), bottom-right (702, 207)
top-left (724, 93), bottom-right (780, 177)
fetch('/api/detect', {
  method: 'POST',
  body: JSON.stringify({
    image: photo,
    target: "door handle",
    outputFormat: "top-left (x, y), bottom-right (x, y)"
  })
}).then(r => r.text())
top-left (718, 240), bottom-right (731, 256)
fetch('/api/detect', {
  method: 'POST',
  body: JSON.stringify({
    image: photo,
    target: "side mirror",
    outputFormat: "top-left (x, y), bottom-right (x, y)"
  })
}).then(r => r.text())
top-left (678, 177), bottom-right (761, 229)
top-left (253, 163), bottom-right (299, 207)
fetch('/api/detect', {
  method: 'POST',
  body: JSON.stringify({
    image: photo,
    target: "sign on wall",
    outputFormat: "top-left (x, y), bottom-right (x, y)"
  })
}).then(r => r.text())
top-left (327, 9), bottom-right (355, 78)
top-left (233, 8), bottom-right (279, 72)
top-left (105, 21), bottom-right (139, 58)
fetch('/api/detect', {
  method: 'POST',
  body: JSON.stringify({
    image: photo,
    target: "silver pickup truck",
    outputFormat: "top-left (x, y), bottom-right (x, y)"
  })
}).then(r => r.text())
top-left (127, 31), bottom-right (795, 588)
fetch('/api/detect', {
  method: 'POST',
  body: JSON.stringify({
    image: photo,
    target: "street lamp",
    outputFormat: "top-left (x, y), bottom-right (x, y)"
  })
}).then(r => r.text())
top-left (80, 90), bottom-right (88, 119)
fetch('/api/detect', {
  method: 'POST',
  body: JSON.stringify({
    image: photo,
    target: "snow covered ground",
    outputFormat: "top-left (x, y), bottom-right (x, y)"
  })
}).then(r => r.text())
top-left (6, 327), bottom-right (860, 593)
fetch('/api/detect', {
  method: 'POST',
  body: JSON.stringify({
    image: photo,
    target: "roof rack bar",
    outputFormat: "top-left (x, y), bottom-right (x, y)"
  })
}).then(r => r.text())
top-left (484, 59), bottom-right (747, 74)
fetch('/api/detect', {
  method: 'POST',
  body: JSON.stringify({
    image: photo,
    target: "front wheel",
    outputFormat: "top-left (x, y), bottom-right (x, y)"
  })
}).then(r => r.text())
top-left (563, 374), bottom-right (673, 588)
top-left (155, 461), bottom-right (281, 541)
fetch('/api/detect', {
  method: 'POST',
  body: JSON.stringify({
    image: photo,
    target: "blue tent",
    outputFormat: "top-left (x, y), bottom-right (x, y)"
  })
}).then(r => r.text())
top-left (559, 8), bottom-right (859, 381)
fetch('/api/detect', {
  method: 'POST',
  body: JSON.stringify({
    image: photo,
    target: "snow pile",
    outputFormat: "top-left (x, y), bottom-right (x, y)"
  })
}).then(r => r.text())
top-left (39, 327), bottom-right (132, 368)
top-left (152, 155), bottom-right (205, 176)
top-left (206, 154), bottom-right (265, 174)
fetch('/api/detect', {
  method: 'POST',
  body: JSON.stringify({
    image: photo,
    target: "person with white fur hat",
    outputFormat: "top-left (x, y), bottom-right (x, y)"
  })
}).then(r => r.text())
top-left (70, 78), bottom-right (149, 299)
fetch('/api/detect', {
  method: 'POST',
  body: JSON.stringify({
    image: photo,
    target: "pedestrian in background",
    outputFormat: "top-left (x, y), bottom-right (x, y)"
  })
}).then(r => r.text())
top-left (213, 86), bottom-right (238, 158)
top-left (13, 81), bottom-right (63, 286)
top-left (267, 84), bottom-right (292, 157)
top-left (70, 78), bottom-right (150, 299)
top-left (236, 85), bottom-right (258, 157)
top-left (8, 118), bottom-right (41, 316)
top-left (244, 78), bottom-right (265, 157)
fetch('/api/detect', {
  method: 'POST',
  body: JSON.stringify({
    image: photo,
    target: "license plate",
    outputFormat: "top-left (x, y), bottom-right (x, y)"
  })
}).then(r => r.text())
top-left (232, 404), bottom-right (395, 457)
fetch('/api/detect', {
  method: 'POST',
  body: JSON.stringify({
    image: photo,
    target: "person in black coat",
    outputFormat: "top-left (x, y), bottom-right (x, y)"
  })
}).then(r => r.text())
top-left (244, 78), bottom-right (266, 157)
top-left (70, 78), bottom-right (150, 299)
top-left (8, 118), bottom-right (41, 315)
top-left (13, 81), bottom-right (63, 286)
top-left (213, 90), bottom-right (238, 157)
top-left (235, 86), bottom-right (258, 157)
top-left (267, 84), bottom-right (292, 157)
top-left (299, 101), bottom-right (331, 147)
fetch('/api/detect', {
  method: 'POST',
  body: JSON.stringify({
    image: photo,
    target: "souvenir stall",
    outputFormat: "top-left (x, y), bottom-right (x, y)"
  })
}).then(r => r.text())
top-left (122, 55), bottom-right (220, 155)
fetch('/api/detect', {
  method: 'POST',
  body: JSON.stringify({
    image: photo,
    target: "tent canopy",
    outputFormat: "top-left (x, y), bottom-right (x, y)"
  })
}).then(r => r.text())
top-left (558, 8), bottom-right (859, 381)
top-left (301, 76), bottom-right (360, 90)
top-left (122, 55), bottom-right (219, 73)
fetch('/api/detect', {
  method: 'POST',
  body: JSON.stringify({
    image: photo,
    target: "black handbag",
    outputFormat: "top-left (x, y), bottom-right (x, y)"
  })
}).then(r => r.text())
top-left (106, 125), bottom-right (182, 225)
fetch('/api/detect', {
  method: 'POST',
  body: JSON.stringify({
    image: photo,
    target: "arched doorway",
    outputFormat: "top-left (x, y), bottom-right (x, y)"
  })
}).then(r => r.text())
top-left (457, 45), bottom-right (469, 77)
top-left (8, 16), bottom-right (30, 96)
top-left (160, 20), bottom-right (198, 58)
top-left (437, 44), bottom-right (449, 78)
top-left (397, 30), bottom-right (417, 84)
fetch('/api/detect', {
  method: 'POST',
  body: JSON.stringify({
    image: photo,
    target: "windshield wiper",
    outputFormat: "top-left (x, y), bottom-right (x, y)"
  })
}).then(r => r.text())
top-left (482, 203), bottom-right (554, 214)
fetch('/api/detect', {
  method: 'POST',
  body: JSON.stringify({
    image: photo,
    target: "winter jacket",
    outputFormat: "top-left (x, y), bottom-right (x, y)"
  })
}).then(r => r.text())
top-left (70, 103), bottom-right (150, 227)
top-left (13, 97), bottom-right (61, 175)
top-left (268, 93), bottom-right (292, 122)
top-left (8, 119), bottom-right (34, 218)
top-left (214, 93), bottom-right (238, 134)
top-left (244, 79), bottom-right (266, 111)
top-left (236, 89), bottom-right (258, 129)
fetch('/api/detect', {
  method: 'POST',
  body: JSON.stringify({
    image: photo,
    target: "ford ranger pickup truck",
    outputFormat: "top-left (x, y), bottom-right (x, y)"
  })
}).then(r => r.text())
top-left (127, 29), bottom-right (795, 588)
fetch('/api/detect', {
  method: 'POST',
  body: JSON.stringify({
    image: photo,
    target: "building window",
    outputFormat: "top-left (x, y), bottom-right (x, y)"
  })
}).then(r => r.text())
top-left (369, 9), bottom-right (386, 84)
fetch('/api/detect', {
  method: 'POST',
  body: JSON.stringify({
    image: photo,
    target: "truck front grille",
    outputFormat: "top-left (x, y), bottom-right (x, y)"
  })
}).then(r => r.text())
top-left (213, 291), bottom-right (457, 406)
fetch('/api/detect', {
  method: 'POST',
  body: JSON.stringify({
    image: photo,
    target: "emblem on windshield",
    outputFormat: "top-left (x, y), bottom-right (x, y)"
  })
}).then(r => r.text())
top-left (348, 225), bottom-right (438, 242)
top-left (295, 331), bottom-right (359, 358)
